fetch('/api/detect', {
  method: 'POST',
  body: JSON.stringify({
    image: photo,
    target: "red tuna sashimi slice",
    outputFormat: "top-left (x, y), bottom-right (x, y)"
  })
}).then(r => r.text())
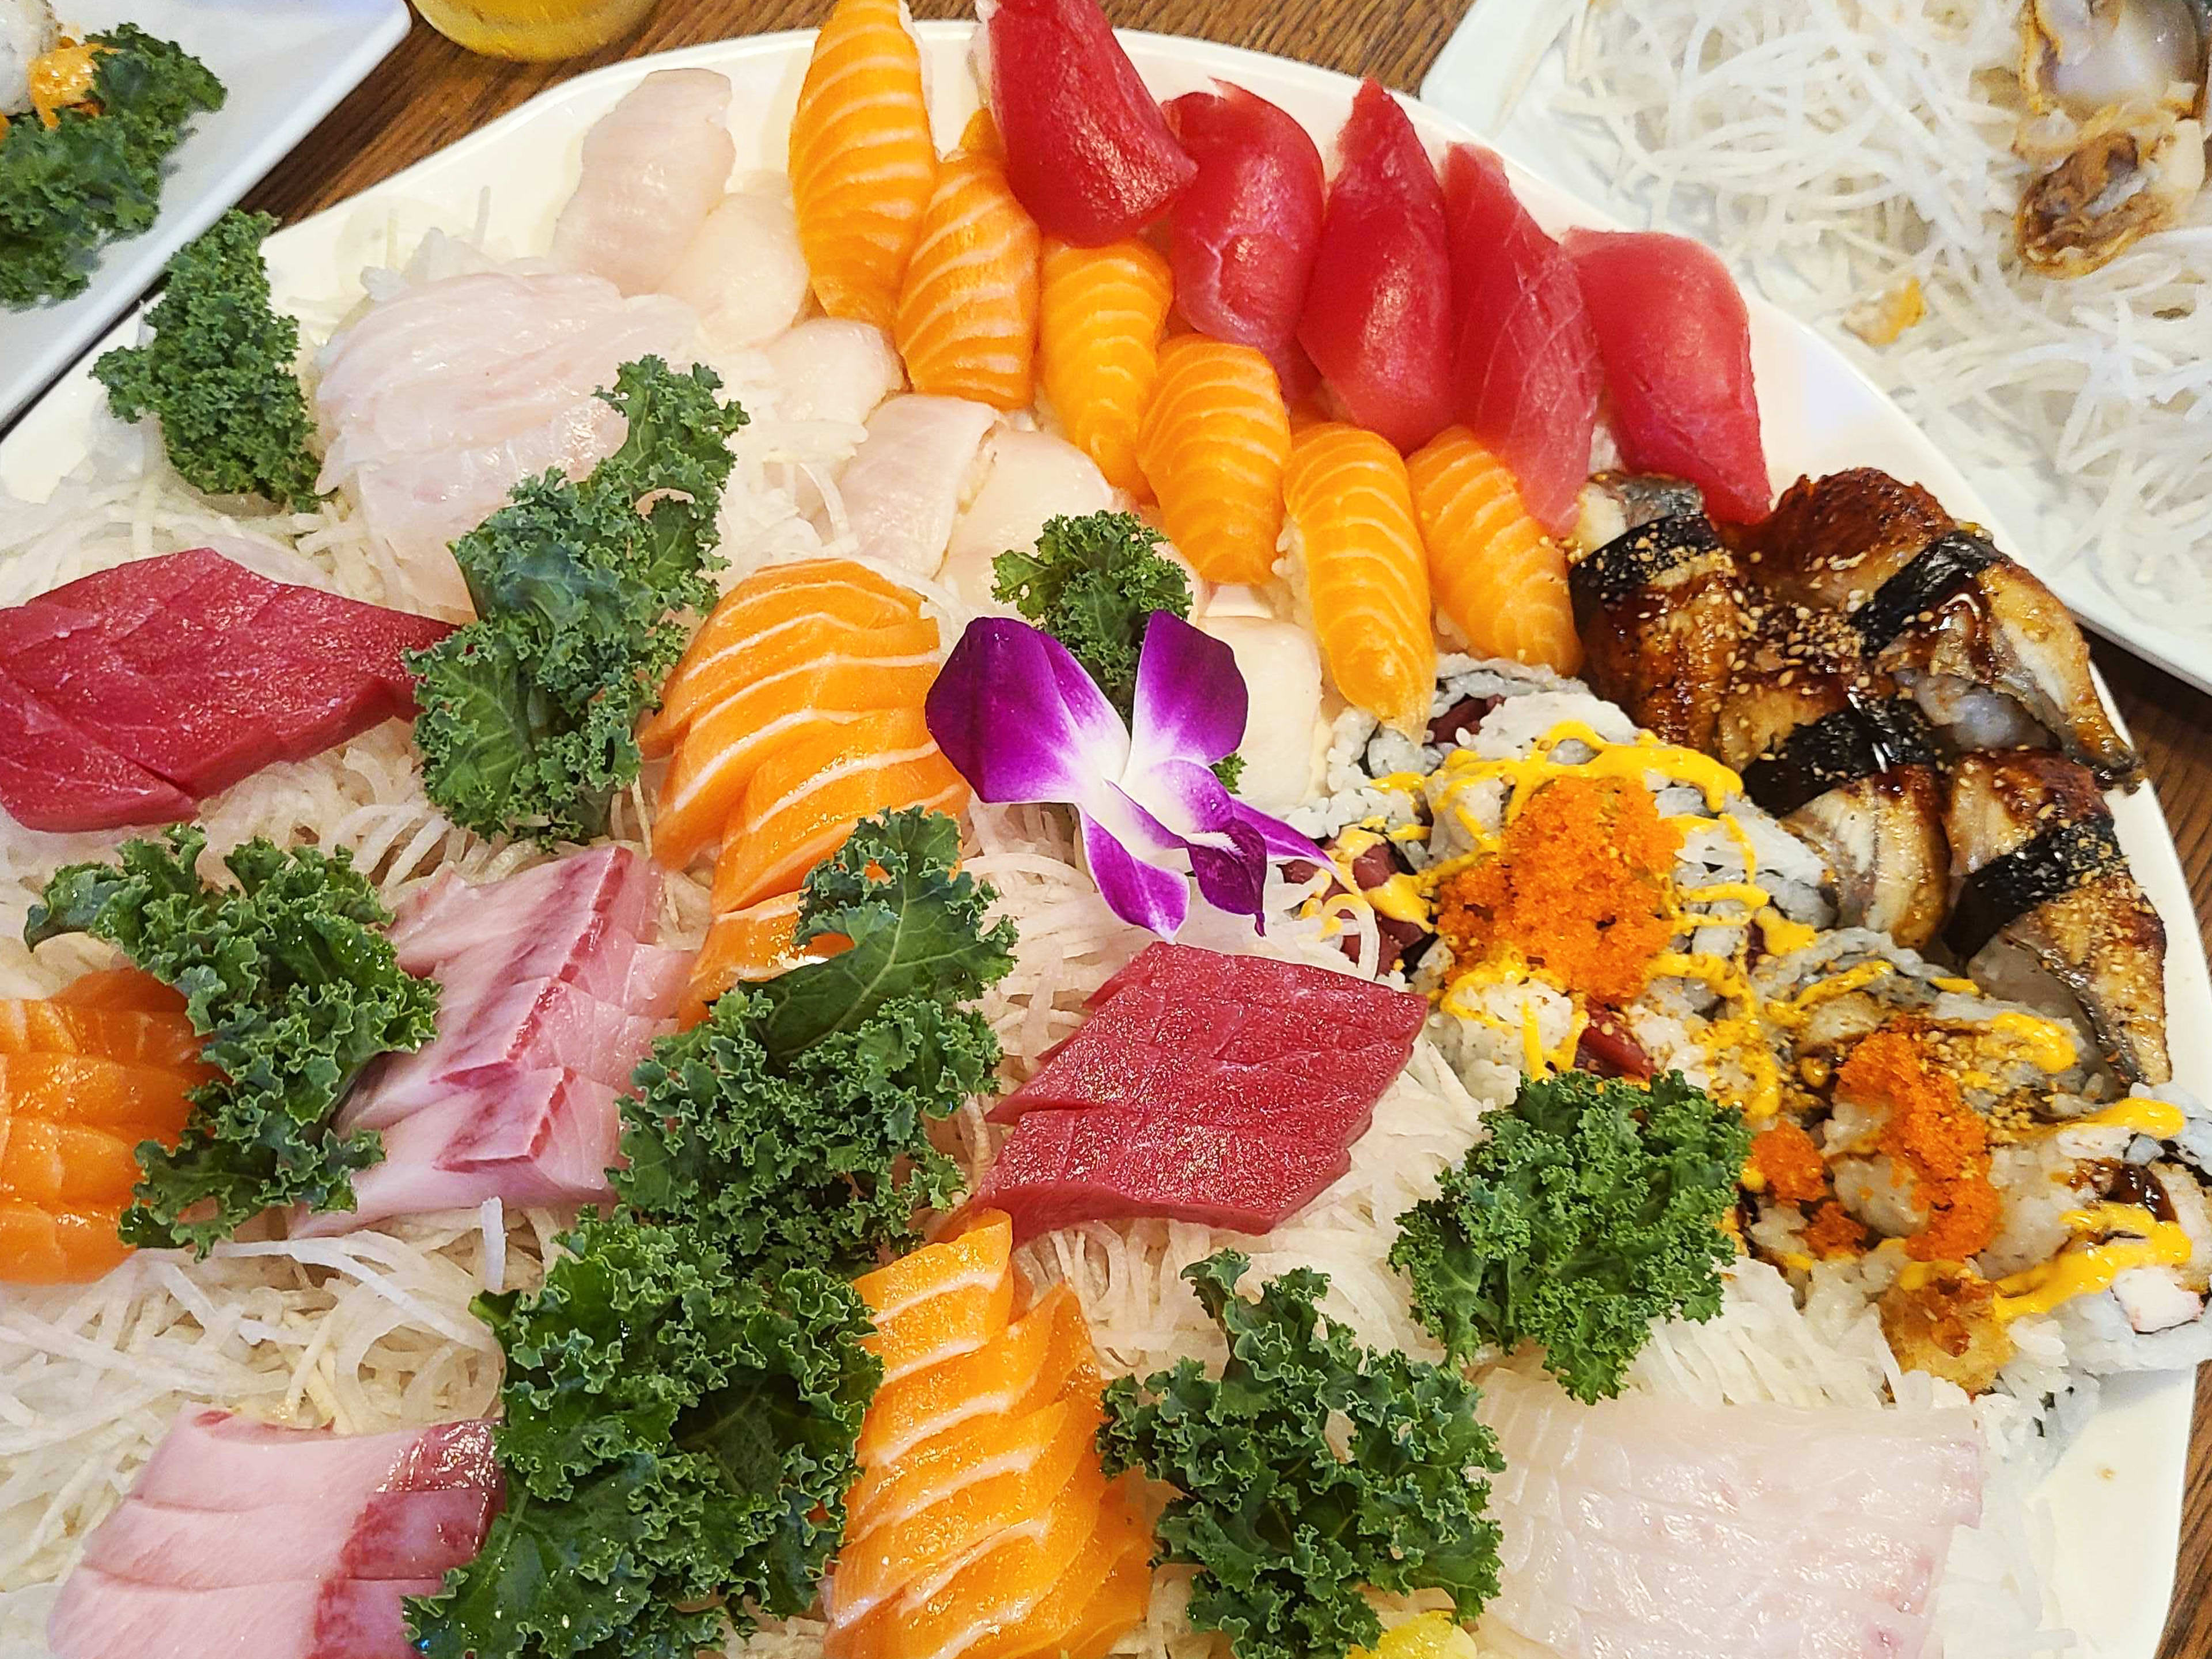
top-left (1296, 81), bottom-right (1454, 453)
top-left (984, 0), bottom-right (1196, 245)
top-left (79, 1488), bottom-right (497, 1586)
top-left (127, 1411), bottom-right (498, 1508)
top-left (1163, 84), bottom-right (1325, 388)
top-left (1564, 228), bottom-right (1772, 524)
top-left (251, 585), bottom-right (454, 709)
top-left (48, 1569), bottom-right (445, 1659)
top-left (1442, 145), bottom-right (1603, 536)
top-left (0, 671), bottom-right (194, 831)
top-left (345, 978), bottom-right (662, 1131)
top-left (300, 1071), bottom-right (619, 1234)
top-left (978, 1109), bottom-right (1359, 1238)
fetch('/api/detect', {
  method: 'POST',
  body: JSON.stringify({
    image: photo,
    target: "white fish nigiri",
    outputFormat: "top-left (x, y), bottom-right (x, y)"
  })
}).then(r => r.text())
top-left (551, 67), bottom-right (735, 297)
top-left (938, 429), bottom-right (1115, 602)
top-left (1196, 613), bottom-right (1322, 815)
top-left (760, 319), bottom-right (906, 427)
top-left (316, 267), bottom-right (696, 616)
top-left (828, 393), bottom-right (997, 575)
top-left (1477, 1368), bottom-right (1983, 1659)
top-left (0, 0), bottom-right (56, 118)
top-left (662, 180), bottom-right (812, 351)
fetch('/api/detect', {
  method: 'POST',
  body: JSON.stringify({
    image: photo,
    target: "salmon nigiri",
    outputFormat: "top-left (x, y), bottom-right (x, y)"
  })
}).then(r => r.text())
top-left (1037, 237), bottom-right (1173, 497)
top-left (1297, 81), bottom-right (1453, 453)
top-left (896, 113), bottom-right (1042, 412)
top-left (790, 0), bottom-right (940, 328)
top-left (1408, 426), bottom-right (1581, 675)
top-left (710, 706), bottom-right (969, 914)
top-left (1135, 335), bottom-right (1292, 585)
top-left (1284, 422), bottom-right (1435, 737)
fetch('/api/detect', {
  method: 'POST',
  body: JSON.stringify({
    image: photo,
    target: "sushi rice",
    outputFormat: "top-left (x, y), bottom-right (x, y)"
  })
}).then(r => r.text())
top-left (0, 70), bottom-right (2196, 1659)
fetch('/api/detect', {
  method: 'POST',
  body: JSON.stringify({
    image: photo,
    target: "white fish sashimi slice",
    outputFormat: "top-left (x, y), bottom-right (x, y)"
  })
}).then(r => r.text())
top-left (1476, 1369), bottom-right (1983, 1659)
top-left (315, 268), bottom-right (696, 616)
top-left (663, 182), bottom-right (812, 351)
top-left (761, 319), bottom-right (906, 427)
top-left (830, 393), bottom-right (998, 576)
top-left (551, 67), bottom-right (736, 297)
top-left (938, 429), bottom-right (1115, 603)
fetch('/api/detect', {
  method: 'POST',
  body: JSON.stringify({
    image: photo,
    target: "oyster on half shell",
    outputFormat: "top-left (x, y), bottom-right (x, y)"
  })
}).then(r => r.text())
top-left (2014, 0), bottom-right (2210, 275)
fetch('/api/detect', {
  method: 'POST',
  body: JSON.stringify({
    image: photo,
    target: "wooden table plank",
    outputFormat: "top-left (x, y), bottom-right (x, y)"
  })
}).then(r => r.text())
top-left (243, 5), bottom-right (2209, 1652)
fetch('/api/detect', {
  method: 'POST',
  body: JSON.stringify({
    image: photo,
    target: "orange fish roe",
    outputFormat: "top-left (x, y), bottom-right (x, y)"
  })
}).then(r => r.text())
top-left (1836, 1028), bottom-right (1999, 1262)
top-left (1434, 775), bottom-right (1683, 1005)
top-left (1748, 1119), bottom-right (1828, 1206)
top-left (1802, 1202), bottom-right (1870, 1259)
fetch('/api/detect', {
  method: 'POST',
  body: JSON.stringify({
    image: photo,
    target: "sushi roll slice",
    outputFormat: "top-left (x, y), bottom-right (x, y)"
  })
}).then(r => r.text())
top-left (1566, 509), bottom-right (1748, 755)
top-left (1713, 610), bottom-right (1950, 950)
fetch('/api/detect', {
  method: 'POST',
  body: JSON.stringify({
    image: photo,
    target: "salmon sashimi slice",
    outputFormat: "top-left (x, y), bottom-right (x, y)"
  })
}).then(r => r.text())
top-left (878, 1457), bottom-right (1110, 1659)
top-left (1407, 426), bottom-right (1582, 676)
top-left (857, 1281), bottom-right (1094, 1473)
top-left (709, 707), bottom-right (969, 912)
top-left (0, 1055), bottom-right (198, 1135)
top-left (652, 645), bottom-right (941, 870)
top-left (1037, 237), bottom-right (1173, 497)
top-left (825, 1392), bottom-right (1101, 1640)
top-left (0, 1001), bottom-right (206, 1073)
top-left (688, 893), bottom-right (843, 1003)
top-left (895, 115), bottom-right (1042, 411)
top-left (645, 569), bottom-right (926, 755)
top-left (51, 967), bottom-right (186, 1015)
top-left (1285, 422), bottom-right (1435, 738)
top-left (789, 0), bottom-right (939, 329)
top-left (0, 1198), bottom-right (130, 1284)
top-left (0, 1119), bottom-right (149, 1205)
top-left (855, 1211), bottom-right (1016, 1385)
top-left (1136, 334), bottom-right (1292, 585)
top-left (1047, 1483), bottom-right (1156, 1659)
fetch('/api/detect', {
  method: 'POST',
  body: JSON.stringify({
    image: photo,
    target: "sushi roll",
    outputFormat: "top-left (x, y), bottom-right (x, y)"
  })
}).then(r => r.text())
top-left (1567, 509), bottom-right (1748, 755)
top-left (1, 0), bottom-right (59, 119)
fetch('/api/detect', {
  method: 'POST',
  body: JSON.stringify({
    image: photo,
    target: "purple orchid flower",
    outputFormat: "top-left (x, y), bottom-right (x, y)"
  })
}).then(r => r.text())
top-left (925, 611), bottom-right (1323, 935)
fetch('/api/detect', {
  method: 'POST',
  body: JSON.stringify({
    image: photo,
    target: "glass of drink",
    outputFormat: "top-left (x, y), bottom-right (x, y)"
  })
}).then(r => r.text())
top-left (412, 0), bottom-right (660, 61)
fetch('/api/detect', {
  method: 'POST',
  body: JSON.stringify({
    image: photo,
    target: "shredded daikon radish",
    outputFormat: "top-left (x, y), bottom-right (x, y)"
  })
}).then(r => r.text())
top-left (1540, 0), bottom-right (2212, 626)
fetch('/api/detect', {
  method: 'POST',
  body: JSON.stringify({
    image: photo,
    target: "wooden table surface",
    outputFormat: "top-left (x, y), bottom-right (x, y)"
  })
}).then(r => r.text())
top-left (245, 1), bottom-right (2210, 1650)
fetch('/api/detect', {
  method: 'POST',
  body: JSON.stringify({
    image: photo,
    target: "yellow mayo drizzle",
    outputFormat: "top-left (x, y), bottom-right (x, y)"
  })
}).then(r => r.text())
top-left (2049, 1098), bottom-right (2188, 1139)
top-left (1992, 1205), bottom-right (2194, 1320)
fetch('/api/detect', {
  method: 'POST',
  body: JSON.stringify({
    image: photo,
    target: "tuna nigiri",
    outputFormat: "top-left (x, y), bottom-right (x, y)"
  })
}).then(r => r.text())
top-left (1163, 84), bottom-right (1325, 388)
top-left (1441, 145), bottom-right (1603, 537)
top-left (550, 69), bottom-right (735, 297)
top-left (896, 115), bottom-right (1043, 411)
top-left (1565, 228), bottom-right (1771, 524)
top-left (790, 0), bottom-right (940, 328)
top-left (1036, 237), bottom-right (1173, 497)
top-left (1408, 426), bottom-right (1581, 674)
top-left (1296, 81), bottom-right (1453, 453)
top-left (983, 0), bottom-right (1195, 245)
top-left (1136, 335), bottom-right (1292, 585)
top-left (1284, 422), bottom-right (1435, 736)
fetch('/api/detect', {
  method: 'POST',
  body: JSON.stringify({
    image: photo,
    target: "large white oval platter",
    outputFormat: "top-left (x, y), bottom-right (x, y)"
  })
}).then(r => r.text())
top-left (0, 25), bottom-right (2203, 1658)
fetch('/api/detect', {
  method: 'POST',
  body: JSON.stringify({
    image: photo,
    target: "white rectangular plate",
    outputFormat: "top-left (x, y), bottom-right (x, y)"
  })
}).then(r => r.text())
top-left (0, 0), bottom-right (410, 430)
top-left (1419, 0), bottom-right (2212, 702)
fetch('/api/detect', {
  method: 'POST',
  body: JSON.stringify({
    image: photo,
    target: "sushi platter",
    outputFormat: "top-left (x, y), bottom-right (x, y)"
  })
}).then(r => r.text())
top-left (0, 12), bottom-right (2207, 1659)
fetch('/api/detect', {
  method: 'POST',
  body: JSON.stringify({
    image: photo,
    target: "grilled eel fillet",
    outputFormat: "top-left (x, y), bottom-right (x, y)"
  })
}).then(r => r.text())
top-left (1945, 750), bottom-right (2168, 1085)
top-left (1569, 513), bottom-right (1746, 756)
top-left (1739, 468), bottom-right (2139, 787)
